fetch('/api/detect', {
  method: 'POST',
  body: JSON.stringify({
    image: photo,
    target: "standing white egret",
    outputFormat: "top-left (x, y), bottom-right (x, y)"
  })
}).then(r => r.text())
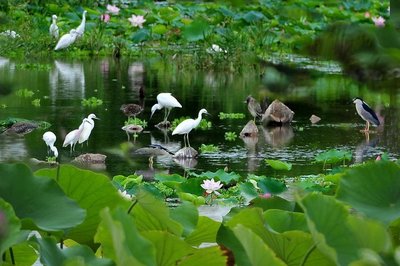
top-left (172, 109), bottom-right (209, 147)
top-left (54, 29), bottom-right (78, 51)
top-left (63, 118), bottom-right (91, 153)
top-left (75, 10), bottom-right (87, 38)
top-left (79, 114), bottom-right (99, 145)
top-left (151, 93), bottom-right (182, 122)
top-left (49, 15), bottom-right (59, 39)
top-left (43, 131), bottom-right (58, 158)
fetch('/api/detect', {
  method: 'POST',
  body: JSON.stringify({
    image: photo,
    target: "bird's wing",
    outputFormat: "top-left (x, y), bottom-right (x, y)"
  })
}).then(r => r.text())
top-left (172, 119), bottom-right (193, 135)
top-left (361, 102), bottom-right (380, 125)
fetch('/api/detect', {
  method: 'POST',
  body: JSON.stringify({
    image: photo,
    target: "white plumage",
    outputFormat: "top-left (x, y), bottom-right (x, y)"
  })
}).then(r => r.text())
top-left (49, 15), bottom-right (59, 39)
top-left (54, 29), bottom-right (78, 51)
top-left (43, 131), bottom-right (58, 158)
top-left (75, 10), bottom-right (87, 38)
top-left (172, 108), bottom-right (209, 147)
top-left (79, 114), bottom-right (99, 145)
top-left (151, 93), bottom-right (182, 122)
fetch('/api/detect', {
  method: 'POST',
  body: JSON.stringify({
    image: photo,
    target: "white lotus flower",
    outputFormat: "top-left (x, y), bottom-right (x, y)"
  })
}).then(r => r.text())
top-left (206, 44), bottom-right (227, 54)
top-left (118, 189), bottom-right (132, 200)
top-left (128, 14), bottom-right (146, 28)
top-left (201, 178), bottom-right (223, 194)
top-left (107, 4), bottom-right (120, 15)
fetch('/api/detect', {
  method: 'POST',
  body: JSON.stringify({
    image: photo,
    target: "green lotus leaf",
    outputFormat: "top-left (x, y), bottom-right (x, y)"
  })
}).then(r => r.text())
top-left (131, 28), bottom-right (150, 43)
top-left (233, 224), bottom-right (286, 266)
top-left (315, 149), bottom-right (352, 164)
top-left (182, 19), bottom-right (211, 42)
top-left (336, 161), bottom-right (400, 225)
top-left (0, 163), bottom-right (85, 232)
top-left (170, 201), bottom-right (198, 237)
top-left (250, 196), bottom-right (295, 212)
top-left (217, 224), bottom-right (251, 266)
top-left (2, 241), bottom-right (38, 266)
top-left (257, 177), bottom-right (287, 194)
top-left (154, 173), bottom-right (186, 189)
top-left (265, 159), bottom-right (292, 171)
top-left (152, 24), bottom-right (168, 35)
top-left (242, 11), bottom-right (266, 23)
top-left (185, 216), bottom-right (221, 246)
top-left (238, 182), bottom-right (258, 202)
top-left (178, 246), bottom-right (226, 266)
top-left (95, 207), bottom-right (156, 266)
top-left (177, 192), bottom-right (206, 206)
top-left (264, 209), bottom-right (309, 233)
top-left (31, 236), bottom-right (113, 266)
top-left (177, 178), bottom-right (205, 195)
top-left (191, 169), bottom-right (241, 185)
top-left (0, 198), bottom-right (30, 261)
top-left (35, 165), bottom-right (128, 248)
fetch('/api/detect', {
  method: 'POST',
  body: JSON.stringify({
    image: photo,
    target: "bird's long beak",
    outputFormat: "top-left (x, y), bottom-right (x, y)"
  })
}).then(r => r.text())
top-left (205, 112), bottom-right (212, 117)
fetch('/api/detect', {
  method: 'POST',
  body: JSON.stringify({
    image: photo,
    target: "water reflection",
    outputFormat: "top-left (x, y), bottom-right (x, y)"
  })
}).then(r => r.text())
top-left (354, 132), bottom-right (380, 163)
top-left (241, 135), bottom-right (260, 172)
top-left (49, 60), bottom-right (85, 101)
top-left (0, 135), bottom-right (28, 161)
top-left (262, 126), bottom-right (294, 147)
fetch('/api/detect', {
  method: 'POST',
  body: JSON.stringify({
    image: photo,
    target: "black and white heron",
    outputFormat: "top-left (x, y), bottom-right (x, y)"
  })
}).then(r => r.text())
top-left (352, 97), bottom-right (380, 131)
top-left (151, 93), bottom-right (182, 123)
top-left (172, 108), bottom-right (209, 147)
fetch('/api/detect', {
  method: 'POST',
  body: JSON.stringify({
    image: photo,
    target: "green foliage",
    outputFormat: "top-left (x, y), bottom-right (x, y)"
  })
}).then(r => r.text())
top-left (218, 112), bottom-right (245, 120)
top-left (81, 97), bottom-right (103, 107)
top-left (125, 117), bottom-right (147, 128)
top-left (171, 117), bottom-right (211, 130)
top-left (265, 159), bottom-right (292, 171)
top-left (31, 98), bottom-right (40, 107)
top-left (199, 144), bottom-right (220, 153)
top-left (15, 88), bottom-right (34, 98)
top-left (15, 63), bottom-right (51, 71)
top-left (224, 131), bottom-right (237, 141)
top-left (191, 169), bottom-right (241, 185)
top-left (315, 149), bottom-right (352, 169)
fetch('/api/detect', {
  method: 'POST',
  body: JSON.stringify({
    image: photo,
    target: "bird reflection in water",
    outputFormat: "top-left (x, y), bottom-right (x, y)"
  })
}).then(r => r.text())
top-left (354, 131), bottom-right (380, 164)
top-left (241, 135), bottom-right (260, 173)
top-left (262, 125), bottom-right (294, 148)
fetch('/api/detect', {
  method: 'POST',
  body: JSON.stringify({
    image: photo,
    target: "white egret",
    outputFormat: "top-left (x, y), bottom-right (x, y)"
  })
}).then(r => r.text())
top-left (172, 108), bottom-right (209, 147)
top-left (49, 15), bottom-right (59, 39)
top-left (75, 10), bottom-right (87, 38)
top-left (43, 131), bottom-right (58, 158)
top-left (54, 29), bottom-right (78, 51)
top-left (150, 93), bottom-right (182, 122)
top-left (79, 114), bottom-right (99, 145)
top-left (63, 118), bottom-right (91, 153)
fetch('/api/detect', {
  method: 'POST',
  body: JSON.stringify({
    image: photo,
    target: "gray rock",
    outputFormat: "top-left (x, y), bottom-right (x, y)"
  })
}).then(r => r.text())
top-left (261, 99), bottom-right (294, 125)
top-left (240, 120), bottom-right (258, 137)
top-left (173, 147), bottom-right (198, 158)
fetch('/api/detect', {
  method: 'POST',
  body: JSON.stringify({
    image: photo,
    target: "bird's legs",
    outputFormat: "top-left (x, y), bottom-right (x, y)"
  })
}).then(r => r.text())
top-left (366, 121), bottom-right (370, 132)
top-left (165, 108), bottom-right (171, 123)
top-left (183, 134), bottom-right (187, 148)
top-left (186, 133), bottom-right (191, 148)
top-left (163, 108), bottom-right (168, 123)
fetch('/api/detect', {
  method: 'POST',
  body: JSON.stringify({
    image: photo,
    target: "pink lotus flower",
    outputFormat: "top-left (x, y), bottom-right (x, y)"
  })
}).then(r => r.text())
top-left (201, 178), bottom-right (223, 195)
top-left (376, 155), bottom-right (382, 161)
top-left (260, 193), bottom-right (272, 199)
top-left (128, 14), bottom-right (146, 28)
top-left (372, 16), bottom-right (385, 27)
top-left (100, 13), bottom-right (110, 23)
top-left (107, 4), bottom-right (120, 15)
top-left (364, 12), bottom-right (370, 18)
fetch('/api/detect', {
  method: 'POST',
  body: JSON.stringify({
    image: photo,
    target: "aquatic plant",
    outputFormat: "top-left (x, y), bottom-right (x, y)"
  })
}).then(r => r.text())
top-left (81, 97), bottom-right (103, 107)
top-left (224, 131), bottom-right (237, 141)
top-left (31, 98), bottom-right (40, 107)
top-left (124, 117), bottom-right (147, 128)
top-left (199, 144), bottom-right (219, 153)
top-left (218, 112), bottom-right (245, 120)
top-left (315, 149), bottom-right (352, 170)
top-left (265, 159), bottom-right (292, 171)
top-left (15, 88), bottom-right (34, 98)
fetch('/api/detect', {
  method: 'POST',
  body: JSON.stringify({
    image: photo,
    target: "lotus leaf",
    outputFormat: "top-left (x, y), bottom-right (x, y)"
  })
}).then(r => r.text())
top-left (265, 159), bottom-right (292, 171)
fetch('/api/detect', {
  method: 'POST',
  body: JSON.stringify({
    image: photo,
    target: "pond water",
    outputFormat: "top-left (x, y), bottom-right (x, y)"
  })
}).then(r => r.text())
top-left (0, 56), bottom-right (398, 178)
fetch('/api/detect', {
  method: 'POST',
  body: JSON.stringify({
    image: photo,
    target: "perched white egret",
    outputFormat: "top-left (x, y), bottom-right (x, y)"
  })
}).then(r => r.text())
top-left (63, 118), bottom-right (91, 153)
top-left (79, 114), bottom-right (99, 145)
top-left (151, 93), bottom-right (182, 122)
top-left (75, 10), bottom-right (87, 38)
top-left (43, 131), bottom-right (58, 158)
top-left (172, 108), bottom-right (209, 147)
top-left (54, 29), bottom-right (78, 51)
top-left (49, 15), bottom-right (59, 39)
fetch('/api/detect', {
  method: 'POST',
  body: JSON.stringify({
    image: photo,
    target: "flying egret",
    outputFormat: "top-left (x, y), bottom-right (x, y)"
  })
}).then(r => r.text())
top-left (172, 108), bottom-right (209, 147)
top-left (75, 10), bottom-right (87, 38)
top-left (43, 131), bottom-right (58, 158)
top-left (54, 29), bottom-right (78, 51)
top-left (151, 93), bottom-right (182, 123)
top-left (79, 113), bottom-right (99, 145)
top-left (63, 118), bottom-right (92, 153)
top-left (353, 97), bottom-right (380, 131)
top-left (120, 104), bottom-right (143, 119)
top-left (49, 15), bottom-right (59, 39)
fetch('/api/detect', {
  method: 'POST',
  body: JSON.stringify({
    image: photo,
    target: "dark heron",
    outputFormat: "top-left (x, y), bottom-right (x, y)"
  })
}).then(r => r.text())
top-left (246, 96), bottom-right (263, 121)
top-left (120, 104), bottom-right (143, 119)
top-left (352, 97), bottom-right (380, 131)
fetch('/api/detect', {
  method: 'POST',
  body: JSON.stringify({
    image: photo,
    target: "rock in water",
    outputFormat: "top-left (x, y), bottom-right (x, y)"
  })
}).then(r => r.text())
top-left (173, 147), bottom-right (198, 158)
top-left (240, 120), bottom-right (258, 138)
top-left (73, 153), bottom-right (106, 165)
top-left (155, 121), bottom-right (171, 129)
top-left (309, 114), bottom-right (321, 124)
top-left (261, 99), bottom-right (294, 125)
top-left (5, 122), bottom-right (38, 135)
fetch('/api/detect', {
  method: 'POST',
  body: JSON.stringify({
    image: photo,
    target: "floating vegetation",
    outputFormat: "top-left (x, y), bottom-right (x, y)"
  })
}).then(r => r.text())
top-left (265, 159), bottom-right (293, 171)
top-left (15, 63), bottom-right (51, 71)
top-left (171, 117), bottom-right (212, 130)
top-left (81, 97), bottom-right (103, 107)
top-left (199, 144), bottom-right (220, 153)
top-left (124, 117), bottom-right (147, 128)
top-left (315, 149), bottom-right (352, 170)
top-left (0, 104), bottom-right (7, 109)
top-left (31, 99), bottom-right (40, 107)
top-left (224, 131), bottom-right (237, 141)
top-left (218, 112), bottom-right (245, 120)
top-left (15, 88), bottom-right (34, 98)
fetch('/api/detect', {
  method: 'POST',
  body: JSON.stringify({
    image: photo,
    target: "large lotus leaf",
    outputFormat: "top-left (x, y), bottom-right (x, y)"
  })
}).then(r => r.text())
top-left (0, 163), bottom-right (85, 232)
top-left (257, 177), bottom-right (287, 194)
top-left (182, 19), bottom-right (211, 42)
top-left (315, 149), bottom-right (352, 165)
top-left (35, 165), bottom-right (128, 248)
top-left (300, 193), bottom-right (360, 265)
top-left (185, 216), bottom-right (221, 246)
top-left (264, 209), bottom-right (309, 233)
top-left (2, 242), bottom-right (38, 266)
top-left (170, 201), bottom-right (198, 237)
top-left (249, 196), bottom-right (295, 212)
top-left (179, 246), bottom-right (227, 266)
top-left (154, 173), bottom-right (186, 189)
top-left (131, 189), bottom-right (183, 236)
top-left (0, 199), bottom-right (30, 261)
top-left (336, 161), bottom-right (400, 225)
top-left (191, 169), bottom-right (241, 184)
top-left (177, 178), bottom-right (205, 195)
top-left (233, 224), bottom-right (286, 266)
top-left (217, 224), bottom-right (251, 266)
top-left (31, 236), bottom-right (113, 266)
top-left (265, 159), bottom-right (292, 171)
top-left (95, 207), bottom-right (156, 266)
top-left (224, 207), bottom-right (334, 266)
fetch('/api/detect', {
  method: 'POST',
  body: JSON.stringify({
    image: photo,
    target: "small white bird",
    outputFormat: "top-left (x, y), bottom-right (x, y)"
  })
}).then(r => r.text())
top-left (79, 114), bottom-right (99, 145)
top-left (172, 108), bottom-right (209, 147)
top-left (54, 29), bottom-right (78, 51)
top-left (49, 15), bottom-right (59, 39)
top-left (43, 131), bottom-right (58, 158)
top-left (63, 118), bottom-right (91, 153)
top-left (75, 10), bottom-right (87, 38)
top-left (150, 93), bottom-right (182, 122)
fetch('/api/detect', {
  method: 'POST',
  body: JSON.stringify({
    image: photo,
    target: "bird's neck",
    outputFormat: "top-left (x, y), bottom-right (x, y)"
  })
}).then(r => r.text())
top-left (195, 112), bottom-right (203, 126)
top-left (52, 18), bottom-right (57, 24)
